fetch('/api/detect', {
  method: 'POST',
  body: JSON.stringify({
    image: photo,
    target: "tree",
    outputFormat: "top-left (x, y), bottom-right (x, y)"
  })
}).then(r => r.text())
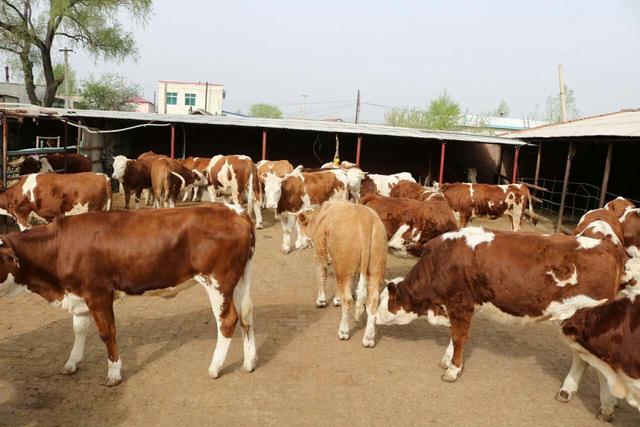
top-left (249, 103), bottom-right (282, 119)
top-left (384, 90), bottom-right (461, 130)
top-left (0, 0), bottom-right (152, 106)
top-left (493, 100), bottom-right (510, 117)
top-left (75, 73), bottom-right (141, 111)
top-left (544, 85), bottom-right (579, 123)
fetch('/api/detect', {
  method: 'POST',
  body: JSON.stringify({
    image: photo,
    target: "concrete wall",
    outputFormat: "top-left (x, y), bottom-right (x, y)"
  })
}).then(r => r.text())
top-left (157, 81), bottom-right (224, 115)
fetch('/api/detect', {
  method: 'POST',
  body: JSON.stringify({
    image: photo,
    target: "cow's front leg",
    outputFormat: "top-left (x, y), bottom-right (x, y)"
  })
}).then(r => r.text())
top-left (440, 339), bottom-right (454, 369)
top-left (280, 213), bottom-right (294, 253)
top-left (556, 351), bottom-right (588, 402)
top-left (442, 312), bottom-right (472, 382)
top-left (88, 298), bottom-right (121, 386)
top-left (596, 371), bottom-right (617, 422)
top-left (253, 196), bottom-right (263, 230)
top-left (201, 281), bottom-right (238, 379)
top-left (63, 313), bottom-right (91, 374)
top-left (207, 185), bottom-right (217, 203)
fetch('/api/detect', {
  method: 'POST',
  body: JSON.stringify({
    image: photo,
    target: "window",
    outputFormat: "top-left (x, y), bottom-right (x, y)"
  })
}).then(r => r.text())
top-left (166, 92), bottom-right (177, 105)
top-left (185, 93), bottom-right (196, 106)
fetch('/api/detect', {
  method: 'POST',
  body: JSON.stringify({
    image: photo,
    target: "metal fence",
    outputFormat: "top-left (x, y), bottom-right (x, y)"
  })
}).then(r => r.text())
top-left (519, 177), bottom-right (640, 224)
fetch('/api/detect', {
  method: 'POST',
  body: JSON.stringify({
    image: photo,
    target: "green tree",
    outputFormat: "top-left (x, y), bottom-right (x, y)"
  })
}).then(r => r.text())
top-left (249, 103), bottom-right (282, 118)
top-left (0, 0), bottom-right (152, 106)
top-left (76, 73), bottom-right (141, 111)
top-left (493, 100), bottom-right (510, 117)
top-left (385, 90), bottom-right (461, 130)
top-left (384, 106), bottom-right (428, 128)
top-left (544, 85), bottom-right (579, 123)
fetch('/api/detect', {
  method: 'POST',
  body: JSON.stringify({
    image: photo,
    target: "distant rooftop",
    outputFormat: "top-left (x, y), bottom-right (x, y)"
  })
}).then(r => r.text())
top-left (158, 80), bottom-right (223, 87)
top-left (460, 114), bottom-right (548, 131)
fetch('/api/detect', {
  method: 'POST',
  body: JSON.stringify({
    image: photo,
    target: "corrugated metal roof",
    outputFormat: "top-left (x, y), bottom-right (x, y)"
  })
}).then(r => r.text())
top-left (0, 104), bottom-right (524, 146)
top-left (504, 109), bottom-right (640, 139)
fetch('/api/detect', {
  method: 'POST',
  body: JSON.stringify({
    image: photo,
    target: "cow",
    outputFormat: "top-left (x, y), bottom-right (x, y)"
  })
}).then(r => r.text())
top-left (311, 165), bottom-right (366, 201)
top-left (360, 194), bottom-right (457, 257)
top-left (205, 155), bottom-right (263, 229)
top-left (605, 197), bottom-right (640, 258)
top-left (440, 183), bottom-right (536, 231)
top-left (389, 180), bottom-right (443, 202)
top-left (555, 287), bottom-right (640, 420)
top-left (264, 168), bottom-right (348, 253)
top-left (12, 153), bottom-right (92, 175)
top-left (150, 157), bottom-right (200, 208)
top-left (112, 155), bottom-right (152, 210)
top-left (296, 200), bottom-right (387, 347)
top-left (257, 160), bottom-right (294, 209)
top-left (182, 157), bottom-right (212, 201)
top-left (605, 196), bottom-right (635, 219)
top-left (375, 227), bottom-right (626, 384)
top-left (0, 203), bottom-right (257, 385)
top-left (359, 172), bottom-right (416, 198)
top-left (0, 172), bottom-right (112, 230)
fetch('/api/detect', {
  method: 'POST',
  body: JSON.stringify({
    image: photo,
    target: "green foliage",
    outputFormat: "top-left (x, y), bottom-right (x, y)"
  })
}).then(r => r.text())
top-left (385, 90), bottom-right (461, 130)
top-left (75, 73), bottom-right (141, 111)
top-left (493, 100), bottom-right (510, 117)
top-left (249, 103), bottom-right (283, 119)
top-left (544, 85), bottom-right (579, 123)
top-left (0, 0), bottom-right (153, 106)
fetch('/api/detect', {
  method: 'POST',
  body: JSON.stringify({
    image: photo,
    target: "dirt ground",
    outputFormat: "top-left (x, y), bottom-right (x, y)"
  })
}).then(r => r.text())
top-left (1, 195), bottom-right (638, 427)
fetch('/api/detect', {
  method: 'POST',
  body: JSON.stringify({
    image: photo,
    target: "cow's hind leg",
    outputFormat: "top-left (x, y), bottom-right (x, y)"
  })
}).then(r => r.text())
top-left (316, 262), bottom-right (329, 307)
top-left (87, 296), bottom-right (121, 386)
top-left (198, 275), bottom-right (239, 379)
top-left (596, 371), bottom-right (617, 422)
top-left (556, 351), bottom-right (588, 402)
top-left (233, 258), bottom-right (257, 373)
top-left (336, 272), bottom-right (354, 341)
top-left (63, 312), bottom-right (91, 374)
top-left (442, 311), bottom-right (472, 382)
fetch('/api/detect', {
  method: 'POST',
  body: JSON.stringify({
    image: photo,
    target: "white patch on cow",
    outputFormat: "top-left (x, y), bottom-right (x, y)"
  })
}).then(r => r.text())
top-left (263, 172), bottom-right (284, 209)
top-left (369, 173), bottom-right (415, 196)
top-left (619, 286), bottom-right (640, 302)
top-left (427, 308), bottom-right (450, 327)
top-left (111, 155), bottom-right (129, 181)
top-left (388, 224), bottom-right (410, 251)
top-left (547, 264), bottom-right (578, 288)
top-left (375, 287), bottom-right (418, 325)
top-left (225, 203), bottom-right (244, 214)
top-left (53, 292), bottom-right (90, 314)
top-left (0, 273), bottom-right (29, 297)
top-left (26, 211), bottom-right (47, 227)
top-left (65, 202), bottom-right (90, 216)
top-left (545, 295), bottom-right (608, 321)
top-left (623, 256), bottom-right (640, 286)
top-left (442, 363), bottom-right (463, 382)
top-left (106, 358), bottom-right (122, 386)
top-left (488, 200), bottom-right (495, 209)
top-left (39, 157), bottom-right (54, 173)
top-left (621, 208), bottom-right (638, 223)
top-left (442, 227), bottom-right (495, 250)
top-left (628, 246), bottom-right (640, 259)
top-left (235, 155), bottom-right (251, 161)
top-left (301, 191), bottom-right (312, 209)
top-left (498, 184), bottom-right (508, 193)
top-left (22, 174), bottom-right (39, 202)
top-left (467, 183), bottom-right (474, 199)
top-left (452, 210), bottom-right (461, 223)
top-left (576, 236), bottom-right (601, 250)
top-left (577, 220), bottom-right (622, 246)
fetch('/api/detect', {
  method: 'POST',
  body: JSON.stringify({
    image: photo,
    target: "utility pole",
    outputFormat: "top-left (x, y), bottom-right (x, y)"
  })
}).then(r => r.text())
top-left (59, 48), bottom-right (74, 108)
top-left (558, 64), bottom-right (567, 123)
top-left (354, 89), bottom-right (361, 124)
top-left (301, 94), bottom-right (308, 118)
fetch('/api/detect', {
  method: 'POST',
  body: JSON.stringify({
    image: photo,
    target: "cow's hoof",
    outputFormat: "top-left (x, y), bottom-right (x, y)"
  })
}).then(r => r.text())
top-left (596, 411), bottom-right (614, 423)
top-left (62, 362), bottom-right (78, 375)
top-left (242, 358), bottom-right (257, 373)
top-left (332, 297), bottom-right (341, 307)
top-left (441, 366), bottom-right (461, 382)
top-left (338, 330), bottom-right (350, 340)
top-left (316, 299), bottom-right (327, 308)
top-left (555, 390), bottom-right (572, 403)
top-left (104, 376), bottom-right (121, 387)
top-left (362, 335), bottom-right (375, 347)
top-left (255, 223), bottom-right (264, 230)
top-left (208, 366), bottom-right (221, 379)
top-left (280, 247), bottom-right (291, 255)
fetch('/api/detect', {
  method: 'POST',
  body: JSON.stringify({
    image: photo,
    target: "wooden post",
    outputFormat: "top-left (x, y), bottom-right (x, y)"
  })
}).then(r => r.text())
top-left (63, 120), bottom-right (68, 172)
top-left (76, 119), bottom-right (82, 154)
top-left (496, 145), bottom-right (504, 184)
top-left (170, 124), bottom-right (175, 159)
top-left (598, 141), bottom-right (614, 208)
top-left (556, 142), bottom-right (575, 232)
top-left (261, 130), bottom-right (267, 161)
top-left (2, 114), bottom-right (7, 189)
top-left (182, 125), bottom-right (187, 159)
top-left (355, 135), bottom-right (362, 167)
top-left (511, 146), bottom-right (520, 183)
top-left (438, 142), bottom-right (446, 184)
top-left (534, 142), bottom-right (542, 188)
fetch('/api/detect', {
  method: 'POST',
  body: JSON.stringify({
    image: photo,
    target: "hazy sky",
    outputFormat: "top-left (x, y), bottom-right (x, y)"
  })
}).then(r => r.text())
top-left (67, 0), bottom-right (639, 123)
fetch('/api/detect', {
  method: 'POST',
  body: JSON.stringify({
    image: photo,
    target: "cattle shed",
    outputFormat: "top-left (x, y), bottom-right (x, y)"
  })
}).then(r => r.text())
top-left (0, 104), bottom-right (525, 188)
top-left (504, 109), bottom-right (640, 231)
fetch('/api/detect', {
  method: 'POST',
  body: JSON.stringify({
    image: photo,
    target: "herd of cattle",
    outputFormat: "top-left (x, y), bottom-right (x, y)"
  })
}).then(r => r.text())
top-left (0, 151), bottom-right (639, 421)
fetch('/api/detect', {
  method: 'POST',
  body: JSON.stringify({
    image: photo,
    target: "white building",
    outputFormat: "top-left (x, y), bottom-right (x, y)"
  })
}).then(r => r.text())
top-left (157, 80), bottom-right (224, 115)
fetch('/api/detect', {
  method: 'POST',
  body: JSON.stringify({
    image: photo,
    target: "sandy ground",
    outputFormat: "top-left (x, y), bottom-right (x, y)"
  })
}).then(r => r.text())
top-left (0, 195), bottom-right (638, 427)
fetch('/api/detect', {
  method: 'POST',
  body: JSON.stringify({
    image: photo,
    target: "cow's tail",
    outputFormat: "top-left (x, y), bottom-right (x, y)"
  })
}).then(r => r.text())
top-left (354, 218), bottom-right (375, 321)
top-left (170, 171), bottom-right (186, 190)
top-left (104, 175), bottom-right (113, 211)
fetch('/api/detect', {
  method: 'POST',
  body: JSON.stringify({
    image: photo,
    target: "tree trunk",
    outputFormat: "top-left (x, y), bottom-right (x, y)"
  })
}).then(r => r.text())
top-left (20, 51), bottom-right (40, 105)
top-left (39, 45), bottom-right (60, 107)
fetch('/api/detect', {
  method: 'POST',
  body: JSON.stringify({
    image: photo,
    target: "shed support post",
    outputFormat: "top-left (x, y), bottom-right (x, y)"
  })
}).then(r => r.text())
top-left (511, 146), bottom-right (520, 183)
top-left (556, 142), bottom-right (575, 232)
top-left (63, 120), bottom-right (68, 172)
top-left (261, 130), bottom-right (267, 161)
top-left (598, 141), bottom-right (613, 208)
top-left (496, 145), bottom-right (503, 184)
top-left (170, 124), bottom-right (175, 159)
top-left (534, 142), bottom-right (542, 188)
top-left (182, 125), bottom-right (187, 159)
top-left (355, 135), bottom-right (362, 167)
top-left (438, 142), bottom-right (446, 184)
top-left (2, 114), bottom-right (7, 189)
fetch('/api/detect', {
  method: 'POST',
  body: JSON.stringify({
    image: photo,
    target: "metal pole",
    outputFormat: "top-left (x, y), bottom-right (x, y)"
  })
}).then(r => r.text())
top-left (2, 114), bottom-right (7, 189)
top-left (355, 135), bottom-right (362, 167)
top-left (534, 142), bottom-right (542, 188)
top-left (204, 82), bottom-right (209, 112)
top-left (354, 90), bottom-right (361, 124)
top-left (558, 65), bottom-right (567, 123)
top-left (438, 142), bottom-right (446, 184)
top-left (63, 120), bottom-right (68, 172)
top-left (170, 124), bottom-right (175, 159)
top-left (261, 130), bottom-right (267, 161)
top-left (496, 145), bottom-right (503, 184)
top-left (556, 142), bottom-right (575, 232)
top-left (598, 141), bottom-right (614, 208)
top-left (511, 146), bottom-right (520, 183)
top-left (182, 125), bottom-right (187, 159)
top-left (60, 48), bottom-right (73, 108)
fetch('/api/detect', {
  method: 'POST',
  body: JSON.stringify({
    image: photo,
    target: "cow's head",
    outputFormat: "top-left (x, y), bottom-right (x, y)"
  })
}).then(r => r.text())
top-left (375, 278), bottom-right (419, 325)
top-left (38, 157), bottom-right (54, 173)
top-left (0, 240), bottom-right (25, 298)
top-left (112, 155), bottom-right (129, 181)
top-left (192, 169), bottom-right (208, 186)
top-left (263, 173), bottom-right (285, 210)
top-left (345, 168), bottom-right (366, 201)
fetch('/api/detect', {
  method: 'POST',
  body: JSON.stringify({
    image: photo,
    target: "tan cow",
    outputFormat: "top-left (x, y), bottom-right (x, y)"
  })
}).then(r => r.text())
top-left (0, 172), bottom-right (112, 230)
top-left (297, 200), bottom-right (387, 347)
top-left (0, 204), bottom-right (257, 385)
top-left (206, 155), bottom-right (263, 229)
top-left (440, 183), bottom-right (536, 231)
top-left (150, 157), bottom-right (201, 208)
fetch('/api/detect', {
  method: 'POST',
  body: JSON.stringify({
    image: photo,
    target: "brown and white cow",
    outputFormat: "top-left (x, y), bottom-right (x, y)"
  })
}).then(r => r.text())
top-left (361, 194), bottom-right (457, 257)
top-left (182, 156), bottom-right (212, 201)
top-left (257, 159), bottom-right (294, 209)
top-left (14, 153), bottom-right (92, 175)
top-left (265, 168), bottom-right (348, 253)
top-left (605, 197), bottom-right (640, 258)
top-left (319, 162), bottom-right (366, 201)
top-left (359, 172), bottom-right (416, 198)
top-left (297, 200), bottom-right (387, 347)
top-left (556, 287), bottom-right (640, 420)
top-left (150, 157), bottom-right (200, 208)
top-left (390, 180), bottom-right (443, 202)
top-left (0, 204), bottom-right (257, 385)
top-left (112, 155), bottom-right (152, 210)
top-left (375, 227), bottom-right (626, 383)
top-left (206, 155), bottom-right (262, 229)
top-left (440, 183), bottom-right (536, 231)
top-left (605, 196), bottom-right (635, 219)
top-left (0, 172), bottom-right (112, 230)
